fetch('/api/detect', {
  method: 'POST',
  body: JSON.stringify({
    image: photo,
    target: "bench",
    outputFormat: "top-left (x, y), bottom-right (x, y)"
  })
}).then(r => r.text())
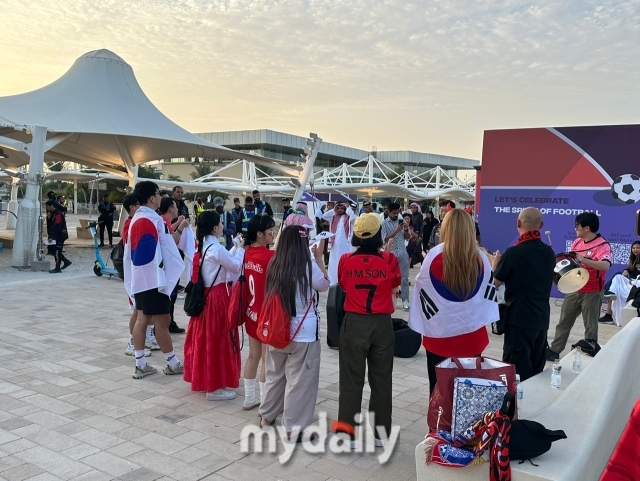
top-left (76, 218), bottom-right (94, 240)
top-left (415, 317), bottom-right (640, 481)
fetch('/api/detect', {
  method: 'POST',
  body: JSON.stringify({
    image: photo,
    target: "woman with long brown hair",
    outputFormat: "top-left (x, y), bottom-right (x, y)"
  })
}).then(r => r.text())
top-left (408, 208), bottom-right (497, 394)
top-left (258, 226), bottom-right (330, 440)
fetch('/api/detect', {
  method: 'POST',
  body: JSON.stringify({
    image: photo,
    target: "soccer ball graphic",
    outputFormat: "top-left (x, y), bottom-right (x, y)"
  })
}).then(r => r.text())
top-left (611, 174), bottom-right (640, 204)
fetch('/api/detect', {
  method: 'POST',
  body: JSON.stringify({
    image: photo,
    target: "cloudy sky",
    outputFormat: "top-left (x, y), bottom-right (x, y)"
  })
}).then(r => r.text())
top-left (2, 0), bottom-right (639, 160)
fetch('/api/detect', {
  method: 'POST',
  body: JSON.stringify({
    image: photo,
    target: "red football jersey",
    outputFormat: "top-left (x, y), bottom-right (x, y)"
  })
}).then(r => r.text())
top-left (244, 246), bottom-right (276, 324)
top-left (338, 250), bottom-right (401, 315)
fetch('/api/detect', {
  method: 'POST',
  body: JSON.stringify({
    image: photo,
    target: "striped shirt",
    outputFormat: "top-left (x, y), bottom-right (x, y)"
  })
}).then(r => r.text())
top-left (381, 218), bottom-right (409, 258)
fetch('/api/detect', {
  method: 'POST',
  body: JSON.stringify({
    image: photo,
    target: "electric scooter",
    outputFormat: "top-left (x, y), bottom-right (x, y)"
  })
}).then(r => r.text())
top-left (88, 221), bottom-right (121, 279)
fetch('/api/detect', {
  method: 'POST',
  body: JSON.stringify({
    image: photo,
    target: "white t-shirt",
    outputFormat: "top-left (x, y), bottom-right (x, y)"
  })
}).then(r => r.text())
top-left (290, 261), bottom-right (331, 342)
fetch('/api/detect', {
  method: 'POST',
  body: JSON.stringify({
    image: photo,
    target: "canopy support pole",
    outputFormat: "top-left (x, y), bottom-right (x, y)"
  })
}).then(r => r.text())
top-left (6, 177), bottom-right (20, 230)
top-left (292, 134), bottom-right (322, 206)
top-left (12, 125), bottom-right (47, 268)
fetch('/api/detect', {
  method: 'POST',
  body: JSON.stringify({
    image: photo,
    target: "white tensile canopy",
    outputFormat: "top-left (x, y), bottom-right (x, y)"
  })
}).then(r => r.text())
top-left (0, 49), bottom-right (295, 175)
top-left (0, 49), bottom-right (299, 268)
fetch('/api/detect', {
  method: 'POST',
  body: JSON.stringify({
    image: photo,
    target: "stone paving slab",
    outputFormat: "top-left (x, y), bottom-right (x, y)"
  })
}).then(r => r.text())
top-left (0, 224), bottom-right (621, 480)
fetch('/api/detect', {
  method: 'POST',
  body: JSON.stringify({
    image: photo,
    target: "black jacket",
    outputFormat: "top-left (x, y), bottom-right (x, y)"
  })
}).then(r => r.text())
top-left (47, 209), bottom-right (68, 243)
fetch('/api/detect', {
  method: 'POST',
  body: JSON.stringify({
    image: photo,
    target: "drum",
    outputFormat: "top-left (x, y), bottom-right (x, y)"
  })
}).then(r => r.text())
top-left (553, 252), bottom-right (589, 294)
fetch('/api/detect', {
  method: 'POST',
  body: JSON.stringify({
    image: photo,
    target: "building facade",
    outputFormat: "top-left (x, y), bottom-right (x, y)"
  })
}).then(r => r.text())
top-left (161, 129), bottom-right (479, 181)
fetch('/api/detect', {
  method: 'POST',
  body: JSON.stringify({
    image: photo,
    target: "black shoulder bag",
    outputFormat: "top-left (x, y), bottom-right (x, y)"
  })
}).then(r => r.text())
top-left (184, 245), bottom-right (221, 317)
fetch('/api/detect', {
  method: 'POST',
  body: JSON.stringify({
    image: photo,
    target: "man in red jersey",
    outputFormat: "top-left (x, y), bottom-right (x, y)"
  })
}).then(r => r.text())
top-left (333, 213), bottom-right (401, 448)
top-left (547, 212), bottom-right (611, 360)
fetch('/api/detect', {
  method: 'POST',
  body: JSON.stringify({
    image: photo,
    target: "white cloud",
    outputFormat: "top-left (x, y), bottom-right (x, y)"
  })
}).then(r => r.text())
top-left (1, 0), bottom-right (639, 158)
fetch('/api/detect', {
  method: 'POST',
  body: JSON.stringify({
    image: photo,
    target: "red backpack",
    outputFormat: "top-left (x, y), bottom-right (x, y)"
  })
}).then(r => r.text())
top-left (257, 293), bottom-right (314, 349)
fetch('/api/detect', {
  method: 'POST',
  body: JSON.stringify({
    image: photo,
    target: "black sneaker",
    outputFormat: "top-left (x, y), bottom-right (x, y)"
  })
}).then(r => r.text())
top-left (603, 291), bottom-right (617, 299)
top-left (546, 348), bottom-right (559, 362)
top-left (61, 260), bottom-right (72, 270)
top-left (598, 313), bottom-right (614, 323)
top-left (49, 267), bottom-right (62, 274)
top-left (169, 324), bottom-right (186, 334)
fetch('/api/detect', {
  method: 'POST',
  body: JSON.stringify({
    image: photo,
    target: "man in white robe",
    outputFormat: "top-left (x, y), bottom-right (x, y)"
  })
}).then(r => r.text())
top-left (322, 202), bottom-right (357, 285)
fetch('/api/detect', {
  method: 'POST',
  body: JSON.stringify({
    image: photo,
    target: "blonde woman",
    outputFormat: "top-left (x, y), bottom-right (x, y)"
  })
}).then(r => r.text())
top-left (409, 209), bottom-right (497, 394)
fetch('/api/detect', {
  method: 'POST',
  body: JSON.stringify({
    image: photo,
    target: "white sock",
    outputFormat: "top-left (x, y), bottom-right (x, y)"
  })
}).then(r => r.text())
top-left (164, 351), bottom-right (180, 369)
top-left (146, 325), bottom-right (155, 340)
top-left (244, 379), bottom-right (256, 399)
top-left (260, 382), bottom-right (265, 403)
top-left (135, 351), bottom-right (146, 369)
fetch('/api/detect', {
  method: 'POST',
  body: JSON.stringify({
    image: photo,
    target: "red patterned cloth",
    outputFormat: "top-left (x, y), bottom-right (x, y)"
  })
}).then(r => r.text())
top-left (514, 230), bottom-right (541, 245)
top-left (425, 407), bottom-right (512, 481)
top-left (183, 283), bottom-right (241, 392)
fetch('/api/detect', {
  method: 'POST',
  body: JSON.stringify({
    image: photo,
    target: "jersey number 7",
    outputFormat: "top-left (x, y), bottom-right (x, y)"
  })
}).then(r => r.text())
top-left (355, 284), bottom-right (377, 313)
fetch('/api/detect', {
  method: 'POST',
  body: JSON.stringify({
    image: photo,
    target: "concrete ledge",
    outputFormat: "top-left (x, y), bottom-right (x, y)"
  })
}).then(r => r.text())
top-left (416, 317), bottom-right (640, 481)
top-left (621, 300), bottom-right (637, 327)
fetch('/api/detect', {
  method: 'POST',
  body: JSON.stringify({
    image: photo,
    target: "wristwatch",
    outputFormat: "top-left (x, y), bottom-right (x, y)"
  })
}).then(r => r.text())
top-left (176, 229), bottom-right (183, 235)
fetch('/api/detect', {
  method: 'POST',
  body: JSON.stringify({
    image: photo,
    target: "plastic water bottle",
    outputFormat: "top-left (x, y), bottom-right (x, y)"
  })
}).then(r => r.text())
top-left (516, 374), bottom-right (523, 418)
top-left (572, 347), bottom-right (582, 373)
top-left (551, 360), bottom-right (562, 389)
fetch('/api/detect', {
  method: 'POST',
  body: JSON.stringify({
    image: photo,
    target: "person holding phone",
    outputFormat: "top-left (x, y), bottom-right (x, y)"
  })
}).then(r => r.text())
top-left (381, 203), bottom-right (411, 310)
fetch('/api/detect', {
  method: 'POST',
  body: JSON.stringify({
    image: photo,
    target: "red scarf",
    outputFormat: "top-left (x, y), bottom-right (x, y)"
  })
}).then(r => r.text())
top-left (329, 207), bottom-right (351, 249)
top-left (515, 230), bottom-right (541, 245)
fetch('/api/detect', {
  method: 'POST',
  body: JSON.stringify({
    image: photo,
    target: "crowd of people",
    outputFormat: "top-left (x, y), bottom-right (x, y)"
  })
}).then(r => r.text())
top-left (59, 177), bottom-right (627, 449)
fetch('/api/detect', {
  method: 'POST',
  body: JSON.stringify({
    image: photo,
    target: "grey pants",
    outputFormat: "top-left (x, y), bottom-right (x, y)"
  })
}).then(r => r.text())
top-left (259, 340), bottom-right (321, 433)
top-left (550, 291), bottom-right (602, 354)
top-left (397, 254), bottom-right (409, 301)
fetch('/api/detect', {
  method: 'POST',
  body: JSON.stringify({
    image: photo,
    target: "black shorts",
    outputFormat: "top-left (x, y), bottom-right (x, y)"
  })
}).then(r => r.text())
top-left (135, 288), bottom-right (171, 316)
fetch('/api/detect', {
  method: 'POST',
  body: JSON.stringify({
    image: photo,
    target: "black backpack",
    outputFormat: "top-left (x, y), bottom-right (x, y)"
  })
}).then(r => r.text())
top-left (110, 241), bottom-right (124, 280)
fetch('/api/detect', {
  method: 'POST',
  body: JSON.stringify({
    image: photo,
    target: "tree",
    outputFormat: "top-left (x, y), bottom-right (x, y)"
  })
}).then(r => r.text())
top-left (191, 165), bottom-right (214, 180)
top-left (138, 164), bottom-right (161, 179)
top-left (256, 166), bottom-right (280, 179)
top-left (167, 174), bottom-right (182, 182)
top-left (392, 164), bottom-right (405, 184)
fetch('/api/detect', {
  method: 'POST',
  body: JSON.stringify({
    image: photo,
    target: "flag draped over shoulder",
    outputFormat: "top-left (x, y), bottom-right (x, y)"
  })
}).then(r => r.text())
top-left (408, 243), bottom-right (499, 339)
top-left (124, 206), bottom-right (184, 298)
top-left (177, 226), bottom-right (197, 280)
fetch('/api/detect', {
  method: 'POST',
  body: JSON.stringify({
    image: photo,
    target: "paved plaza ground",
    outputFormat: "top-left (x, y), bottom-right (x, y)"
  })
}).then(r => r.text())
top-left (0, 214), bottom-right (621, 481)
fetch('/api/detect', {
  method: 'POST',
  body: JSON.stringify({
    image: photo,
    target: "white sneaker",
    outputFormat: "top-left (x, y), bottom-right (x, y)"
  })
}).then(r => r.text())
top-left (206, 389), bottom-right (237, 401)
top-left (145, 338), bottom-right (161, 350)
top-left (402, 299), bottom-right (410, 311)
top-left (243, 396), bottom-right (261, 410)
top-left (125, 343), bottom-right (151, 357)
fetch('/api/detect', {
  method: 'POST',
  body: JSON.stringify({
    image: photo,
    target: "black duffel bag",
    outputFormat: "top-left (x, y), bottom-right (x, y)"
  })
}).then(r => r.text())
top-left (392, 318), bottom-right (422, 358)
